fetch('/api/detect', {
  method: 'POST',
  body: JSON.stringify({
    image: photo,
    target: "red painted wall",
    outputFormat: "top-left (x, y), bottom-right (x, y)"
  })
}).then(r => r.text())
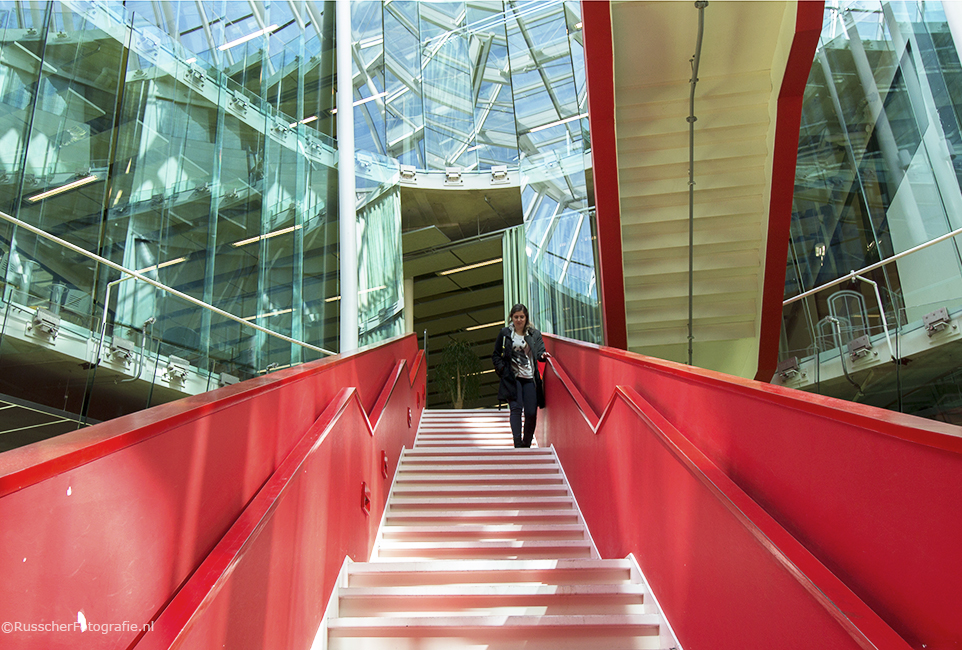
top-left (0, 335), bottom-right (424, 650)
top-left (542, 335), bottom-right (962, 650)
top-left (582, 0), bottom-right (627, 350)
top-left (134, 369), bottom-right (421, 650)
top-left (756, 0), bottom-right (825, 380)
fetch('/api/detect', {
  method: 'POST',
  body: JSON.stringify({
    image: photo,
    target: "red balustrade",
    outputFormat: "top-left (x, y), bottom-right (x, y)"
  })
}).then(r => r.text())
top-left (542, 334), bottom-right (961, 650)
top-left (0, 334), bottom-right (424, 650)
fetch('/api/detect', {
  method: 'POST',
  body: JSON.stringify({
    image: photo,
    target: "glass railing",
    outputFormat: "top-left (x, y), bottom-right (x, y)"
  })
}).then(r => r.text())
top-left (0, 1), bottom-right (409, 447)
top-left (0, 208), bottom-right (336, 432)
top-left (776, 284), bottom-right (962, 424)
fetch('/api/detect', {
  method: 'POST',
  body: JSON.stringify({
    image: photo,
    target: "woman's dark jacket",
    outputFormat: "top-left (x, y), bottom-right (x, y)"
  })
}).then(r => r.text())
top-left (491, 326), bottom-right (547, 408)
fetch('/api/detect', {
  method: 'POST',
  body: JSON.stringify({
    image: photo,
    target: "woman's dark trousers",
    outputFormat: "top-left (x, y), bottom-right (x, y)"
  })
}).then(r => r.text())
top-left (509, 378), bottom-right (538, 448)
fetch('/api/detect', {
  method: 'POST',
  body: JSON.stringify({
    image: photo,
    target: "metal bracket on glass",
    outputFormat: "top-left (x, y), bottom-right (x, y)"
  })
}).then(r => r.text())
top-left (219, 372), bottom-right (240, 387)
top-left (923, 307), bottom-right (953, 336)
top-left (109, 337), bottom-right (137, 365)
top-left (272, 123), bottom-right (293, 139)
top-left (776, 356), bottom-right (800, 380)
top-left (165, 356), bottom-right (190, 383)
top-left (185, 67), bottom-right (205, 88)
top-left (399, 164), bottom-right (417, 184)
top-left (847, 335), bottom-right (874, 360)
top-left (490, 165), bottom-right (509, 184)
top-left (229, 94), bottom-right (248, 116)
top-left (27, 308), bottom-right (61, 340)
top-left (444, 167), bottom-right (462, 185)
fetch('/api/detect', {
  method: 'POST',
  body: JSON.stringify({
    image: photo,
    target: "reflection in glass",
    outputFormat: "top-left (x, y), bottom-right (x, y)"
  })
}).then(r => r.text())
top-left (0, 1), bottom-right (355, 428)
top-left (781, 0), bottom-right (962, 423)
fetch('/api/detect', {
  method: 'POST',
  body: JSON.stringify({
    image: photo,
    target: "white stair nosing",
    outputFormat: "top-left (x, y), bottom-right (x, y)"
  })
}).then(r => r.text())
top-left (328, 613), bottom-right (663, 631)
top-left (339, 584), bottom-right (649, 597)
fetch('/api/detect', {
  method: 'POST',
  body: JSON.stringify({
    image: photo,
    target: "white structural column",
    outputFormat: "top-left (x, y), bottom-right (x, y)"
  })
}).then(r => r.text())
top-left (404, 277), bottom-right (414, 333)
top-left (943, 0), bottom-right (962, 73)
top-left (337, 0), bottom-right (359, 352)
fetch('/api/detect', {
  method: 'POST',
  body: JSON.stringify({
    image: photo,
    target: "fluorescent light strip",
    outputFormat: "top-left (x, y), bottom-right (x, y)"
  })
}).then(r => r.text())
top-left (324, 285), bottom-right (385, 303)
top-left (135, 257), bottom-right (188, 274)
top-left (26, 175), bottom-right (98, 202)
top-left (438, 257), bottom-right (502, 276)
top-left (289, 115), bottom-right (318, 128)
top-left (218, 24), bottom-right (279, 51)
top-left (231, 224), bottom-right (302, 247)
top-left (241, 307), bottom-right (293, 322)
top-left (355, 92), bottom-right (388, 107)
top-left (528, 112), bottom-right (588, 134)
top-left (465, 320), bottom-right (502, 331)
top-left (330, 91), bottom-right (389, 115)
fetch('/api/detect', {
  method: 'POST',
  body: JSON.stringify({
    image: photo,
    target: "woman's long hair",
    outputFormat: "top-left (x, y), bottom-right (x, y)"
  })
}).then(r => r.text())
top-left (509, 303), bottom-right (531, 334)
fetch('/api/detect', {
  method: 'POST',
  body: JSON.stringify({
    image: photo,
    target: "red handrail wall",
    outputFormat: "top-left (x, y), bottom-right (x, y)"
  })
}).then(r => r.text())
top-left (543, 335), bottom-right (962, 650)
top-left (134, 377), bottom-right (418, 650)
top-left (0, 334), bottom-right (424, 650)
top-left (543, 368), bottom-right (908, 649)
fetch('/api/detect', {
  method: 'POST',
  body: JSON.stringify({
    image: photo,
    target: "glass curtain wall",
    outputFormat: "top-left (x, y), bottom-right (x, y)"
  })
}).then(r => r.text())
top-left (0, 0), bottom-right (402, 428)
top-left (348, 0), bottom-right (600, 341)
top-left (349, 0), bottom-right (520, 172)
top-left (508, 0), bottom-right (600, 342)
top-left (781, 0), bottom-right (962, 422)
top-left (356, 152), bottom-right (403, 345)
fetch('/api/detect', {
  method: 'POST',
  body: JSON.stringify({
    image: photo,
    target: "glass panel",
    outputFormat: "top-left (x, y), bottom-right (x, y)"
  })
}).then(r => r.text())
top-left (356, 151), bottom-right (403, 345)
top-left (780, 0), bottom-right (962, 423)
top-left (0, 0), bottom-right (338, 447)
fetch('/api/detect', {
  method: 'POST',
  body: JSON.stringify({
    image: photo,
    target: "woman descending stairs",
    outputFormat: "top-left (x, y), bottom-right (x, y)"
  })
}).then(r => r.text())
top-left (324, 410), bottom-right (679, 650)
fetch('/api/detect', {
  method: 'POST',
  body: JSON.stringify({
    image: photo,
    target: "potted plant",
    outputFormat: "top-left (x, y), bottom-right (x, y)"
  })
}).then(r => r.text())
top-left (434, 339), bottom-right (482, 409)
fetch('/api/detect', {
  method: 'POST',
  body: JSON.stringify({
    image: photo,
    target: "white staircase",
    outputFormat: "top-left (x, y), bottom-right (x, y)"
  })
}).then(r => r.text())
top-left (609, 1), bottom-right (802, 378)
top-left (324, 409), bottom-right (679, 650)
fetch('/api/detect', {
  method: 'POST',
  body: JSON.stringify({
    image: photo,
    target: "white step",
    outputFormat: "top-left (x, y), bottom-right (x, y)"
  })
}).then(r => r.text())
top-left (345, 559), bottom-right (636, 586)
top-left (394, 473), bottom-right (564, 484)
top-left (386, 496), bottom-right (576, 510)
top-left (385, 510), bottom-right (582, 525)
top-left (397, 463), bottom-right (560, 474)
top-left (390, 485), bottom-right (569, 498)
top-left (402, 452), bottom-right (555, 461)
top-left (379, 524), bottom-right (588, 541)
top-left (336, 583), bottom-right (650, 616)
top-left (403, 447), bottom-right (552, 455)
top-left (324, 411), bottom-right (675, 650)
top-left (328, 615), bottom-right (665, 650)
top-left (374, 539), bottom-right (595, 560)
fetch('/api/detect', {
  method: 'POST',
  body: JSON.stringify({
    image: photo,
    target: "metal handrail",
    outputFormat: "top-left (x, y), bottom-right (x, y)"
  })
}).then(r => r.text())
top-left (0, 210), bottom-right (337, 357)
top-left (687, 0), bottom-right (708, 366)
top-left (783, 224), bottom-right (962, 306)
